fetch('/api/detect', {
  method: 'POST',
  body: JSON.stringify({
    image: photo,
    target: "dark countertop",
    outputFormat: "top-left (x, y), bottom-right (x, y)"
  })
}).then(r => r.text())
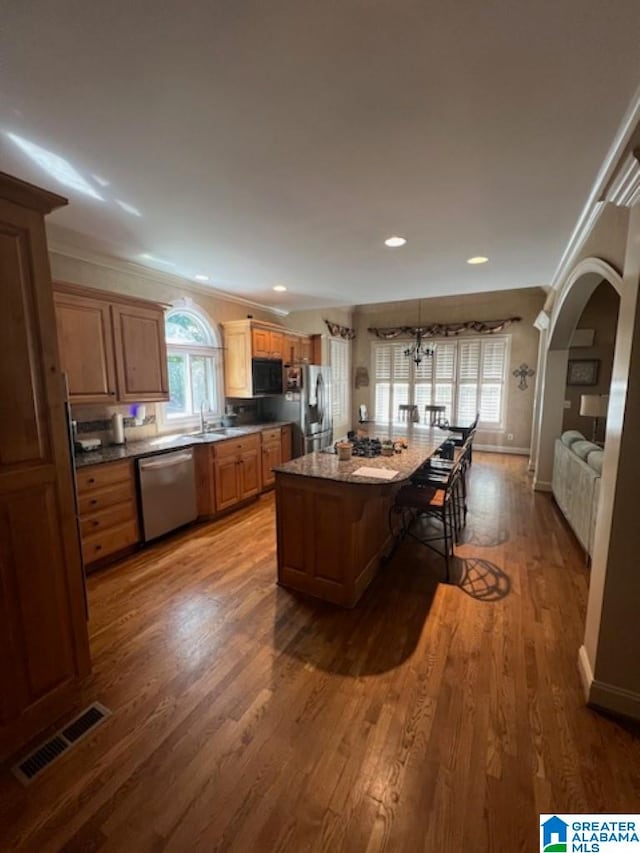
top-left (74, 421), bottom-right (293, 469)
top-left (273, 427), bottom-right (451, 485)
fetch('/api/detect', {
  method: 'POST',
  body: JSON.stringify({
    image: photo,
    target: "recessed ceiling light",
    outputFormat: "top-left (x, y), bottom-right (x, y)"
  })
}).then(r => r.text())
top-left (273, 285), bottom-right (287, 292)
top-left (194, 274), bottom-right (209, 282)
top-left (384, 236), bottom-right (407, 248)
top-left (466, 256), bottom-right (489, 265)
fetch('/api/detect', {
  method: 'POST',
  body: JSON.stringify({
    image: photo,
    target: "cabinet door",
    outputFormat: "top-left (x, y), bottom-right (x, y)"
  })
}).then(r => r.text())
top-left (0, 188), bottom-right (90, 761)
top-left (261, 441), bottom-right (282, 489)
top-left (111, 303), bottom-right (169, 402)
top-left (214, 457), bottom-right (241, 511)
top-left (269, 330), bottom-right (284, 359)
top-left (54, 291), bottom-right (117, 403)
top-left (301, 337), bottom-right (313, 363)
top-left (281, 425), bottom-right (293, 462)
top-left (224, 326), bottom-right (252, 397)
top-left (239, 449), bottom-right (261, 498)
top-left (252, 327), bottom-right (271, 358)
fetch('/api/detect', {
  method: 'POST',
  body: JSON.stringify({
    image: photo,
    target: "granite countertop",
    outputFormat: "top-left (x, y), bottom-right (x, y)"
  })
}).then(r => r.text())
top-left (74, 421), bottom-right (293, 469)
top-left (273, 427), bottom-right (451, 485)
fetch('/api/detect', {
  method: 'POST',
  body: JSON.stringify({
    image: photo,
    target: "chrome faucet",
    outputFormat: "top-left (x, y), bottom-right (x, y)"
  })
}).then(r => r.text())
top-left (200, 400), bottom-right (210, 433)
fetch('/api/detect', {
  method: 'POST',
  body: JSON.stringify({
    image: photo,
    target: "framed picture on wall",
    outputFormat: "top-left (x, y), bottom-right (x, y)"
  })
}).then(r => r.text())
top-left (567, 358), bottom-right (600, 386)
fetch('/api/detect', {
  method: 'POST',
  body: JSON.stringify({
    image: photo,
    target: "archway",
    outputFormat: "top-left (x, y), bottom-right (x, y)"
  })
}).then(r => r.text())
top-left (532, 258), bottom-right (623, 492)
top-left (534, 247), bottom-right (640, 719)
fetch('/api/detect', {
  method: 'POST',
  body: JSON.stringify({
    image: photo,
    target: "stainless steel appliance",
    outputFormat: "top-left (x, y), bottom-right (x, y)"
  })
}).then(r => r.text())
top-left (252, 358), bottom-right (284, 395)
top-left (263, 364), bottom-right (333, 456)
top-left (138, 449), bottom-right (197, 542)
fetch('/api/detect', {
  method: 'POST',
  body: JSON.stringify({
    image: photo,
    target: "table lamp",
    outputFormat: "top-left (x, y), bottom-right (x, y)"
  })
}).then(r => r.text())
top-left (579, 394), bottom-right (609, 443)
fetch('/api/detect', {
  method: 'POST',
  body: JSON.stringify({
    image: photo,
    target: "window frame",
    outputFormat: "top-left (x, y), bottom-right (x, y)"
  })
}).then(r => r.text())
top-left (370, 334), bottom-right (510, 431)
top-left (158, 302), bottom-right (223, 432)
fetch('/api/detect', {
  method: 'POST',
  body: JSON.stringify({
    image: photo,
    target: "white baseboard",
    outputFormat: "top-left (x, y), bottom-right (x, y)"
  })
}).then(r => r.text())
top-left (533, 478), bottom-right (552, 492)
top-left (578, 645), bottom-right (640, 721)
top-left (474, 444), bottom-right (530, 456)
top-left (577, 645), bottom-right (594, 701)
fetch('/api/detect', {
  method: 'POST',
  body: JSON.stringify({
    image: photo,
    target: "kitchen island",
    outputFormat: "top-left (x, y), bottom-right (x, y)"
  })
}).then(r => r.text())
top-left (273, 427), bottom-right (449, 606)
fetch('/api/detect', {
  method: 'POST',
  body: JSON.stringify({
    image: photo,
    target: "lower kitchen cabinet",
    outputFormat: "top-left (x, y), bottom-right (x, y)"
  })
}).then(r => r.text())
top-left (281, 424), bottom-right (293, 462)
top-left (213, 434), bottom-right (261, 512)
top-left (77, 460), bottom-right (139, 568)
top-left (261, 428), bottom-right (282, 489)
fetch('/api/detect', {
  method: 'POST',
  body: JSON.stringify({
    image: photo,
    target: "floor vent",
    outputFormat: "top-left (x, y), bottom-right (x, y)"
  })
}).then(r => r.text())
top-left (12, 702), bottom-right (111, 785)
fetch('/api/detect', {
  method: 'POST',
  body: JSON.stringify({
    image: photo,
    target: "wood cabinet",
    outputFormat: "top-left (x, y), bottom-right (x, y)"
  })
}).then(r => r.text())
top-left (0, 173), bottom-right (90, 762)
top-left (224, 319), bottom-right (316, 397)
top-left (111, 303), bottom-right (169, 402)
top-left (76, 461), bottom-right (139, 568)
top-left (261, 428), bottom-right (282, 489)
top-left (53, 291), bottom-right (117, 403)
top-left (53, 283), bottom-right (169, 404)
top-left (213, 434), bottom-right (261, 512)
top-left (281, 424), bottom-right (293, 463)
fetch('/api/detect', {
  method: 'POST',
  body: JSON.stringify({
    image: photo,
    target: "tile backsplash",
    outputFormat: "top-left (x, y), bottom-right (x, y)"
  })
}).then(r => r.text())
top-left (71, 403), bottom-right (158, 444)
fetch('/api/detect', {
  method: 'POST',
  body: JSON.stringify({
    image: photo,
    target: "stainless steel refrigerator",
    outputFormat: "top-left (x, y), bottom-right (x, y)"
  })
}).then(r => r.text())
top-left (263, 365), bottom-right (333, 457)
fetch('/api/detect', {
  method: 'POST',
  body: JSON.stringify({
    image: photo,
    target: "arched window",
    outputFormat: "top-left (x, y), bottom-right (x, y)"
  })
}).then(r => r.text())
top-left (163, 305), bottom-right (221, 424)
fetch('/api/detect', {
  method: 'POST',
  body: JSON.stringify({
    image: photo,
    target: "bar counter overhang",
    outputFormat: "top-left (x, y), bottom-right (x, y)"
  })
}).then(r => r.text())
top-left (273, 427), bottom-right (448, 607)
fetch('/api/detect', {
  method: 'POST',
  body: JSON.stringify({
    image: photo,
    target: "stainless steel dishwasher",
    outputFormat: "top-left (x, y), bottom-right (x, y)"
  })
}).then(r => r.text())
top-left (138, 449), bottom-right (198, 542)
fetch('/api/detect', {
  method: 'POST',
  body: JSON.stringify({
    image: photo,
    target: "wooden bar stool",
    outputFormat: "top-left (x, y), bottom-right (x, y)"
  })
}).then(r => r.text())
top-left (424, 404), bottom-right (446, 426)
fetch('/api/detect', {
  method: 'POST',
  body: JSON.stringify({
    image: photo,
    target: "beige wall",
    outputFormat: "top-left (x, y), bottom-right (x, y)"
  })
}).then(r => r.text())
top-left (562, 282), bottom-right (619, 438)
top-left (352, 287), bottom-right (545, 452)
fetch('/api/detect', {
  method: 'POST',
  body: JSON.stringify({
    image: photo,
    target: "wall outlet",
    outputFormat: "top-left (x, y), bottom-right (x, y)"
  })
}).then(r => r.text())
top-left (564, 400), bottom-right (571, 409)
top-left (507, 433), bottom-right (514, 441)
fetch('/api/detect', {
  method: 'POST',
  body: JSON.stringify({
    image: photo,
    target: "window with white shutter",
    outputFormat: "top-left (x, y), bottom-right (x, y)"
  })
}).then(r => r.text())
top-left (330, 338), bottom-right (350, 436)
top-left (371, 335), bottom-right (508, 428)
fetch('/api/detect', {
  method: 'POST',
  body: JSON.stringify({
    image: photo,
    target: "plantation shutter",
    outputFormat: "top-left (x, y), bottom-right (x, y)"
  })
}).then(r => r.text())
top-left (480, 339), bottom-right (506, 423)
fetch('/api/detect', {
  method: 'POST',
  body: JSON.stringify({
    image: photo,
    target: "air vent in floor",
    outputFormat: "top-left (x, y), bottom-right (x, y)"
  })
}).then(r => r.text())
top-left (12, 702), bottom-right (112, 786)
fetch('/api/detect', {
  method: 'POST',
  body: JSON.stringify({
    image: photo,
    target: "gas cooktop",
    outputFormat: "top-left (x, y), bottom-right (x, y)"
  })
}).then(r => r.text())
top-left (326, 437), bottom-right (383, 458)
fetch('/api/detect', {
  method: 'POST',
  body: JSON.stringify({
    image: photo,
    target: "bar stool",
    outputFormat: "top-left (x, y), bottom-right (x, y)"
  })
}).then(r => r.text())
top-left (388, 459), bottom-right (463, 582)
top-left (398, 404), bottom-right (419, 423)
top-left (424, 404), bottom-right (446, 426)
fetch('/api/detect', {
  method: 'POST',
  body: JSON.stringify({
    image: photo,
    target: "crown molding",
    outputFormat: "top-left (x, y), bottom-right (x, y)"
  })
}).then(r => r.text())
top-left (551, 82), bottom-right (640, 291)
top-left (46, 239), bottom-right (290, 318)
top-left (605, 149), bottom-right (640, 207)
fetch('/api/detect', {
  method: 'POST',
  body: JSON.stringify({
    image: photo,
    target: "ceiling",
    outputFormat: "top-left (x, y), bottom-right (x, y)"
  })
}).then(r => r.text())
top-left (2, 1), bottom-right (640, 311)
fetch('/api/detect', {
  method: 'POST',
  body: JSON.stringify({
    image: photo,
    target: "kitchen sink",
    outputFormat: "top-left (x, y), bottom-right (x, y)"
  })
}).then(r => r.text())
top-left (190, 427), bottom-right (248, 440)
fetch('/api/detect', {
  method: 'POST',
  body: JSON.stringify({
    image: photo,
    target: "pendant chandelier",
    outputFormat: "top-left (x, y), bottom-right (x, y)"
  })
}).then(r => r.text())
top-left (404, 299), bottom-right (436, 366)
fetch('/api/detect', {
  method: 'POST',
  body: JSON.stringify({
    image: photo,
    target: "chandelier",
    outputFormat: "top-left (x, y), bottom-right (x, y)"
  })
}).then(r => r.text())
top-left (404, 329), bottom-right (436, 365)
top-left (404, 299), bottom-right (436, 366)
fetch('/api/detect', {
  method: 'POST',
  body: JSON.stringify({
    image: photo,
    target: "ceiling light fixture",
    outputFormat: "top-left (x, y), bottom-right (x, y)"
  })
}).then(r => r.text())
top-left (466, 256), bottom-right (489, 265)
top-left (384, 236), bottom-right (407, 248)
top-left (273, 285), bottom-right (287, 292)
top-left (194, 274), bottom-right (210, 281)
top-left (404, 299), bottom-right (436, 366)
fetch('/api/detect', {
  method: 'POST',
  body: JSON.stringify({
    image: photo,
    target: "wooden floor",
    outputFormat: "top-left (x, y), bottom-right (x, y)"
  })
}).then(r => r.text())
top-left (1, 453), bottom-right (639, 852)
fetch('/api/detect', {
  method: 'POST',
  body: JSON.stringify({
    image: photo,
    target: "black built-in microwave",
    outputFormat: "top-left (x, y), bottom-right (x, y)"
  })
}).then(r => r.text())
top-left (252, 358), bottom-right (283, 395)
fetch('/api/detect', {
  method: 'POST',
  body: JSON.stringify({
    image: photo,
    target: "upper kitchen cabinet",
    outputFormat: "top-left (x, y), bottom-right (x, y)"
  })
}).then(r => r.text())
top-left (0, 173), bottom-right (90, 762)
top-left (111, 302), bottom-right (169, 402)
top-left (53, 283), bottom-right (169, 404)
top-left (53, 289), bottom-right (117, 403)
top-left (223, 319), bottom-right (317, 397)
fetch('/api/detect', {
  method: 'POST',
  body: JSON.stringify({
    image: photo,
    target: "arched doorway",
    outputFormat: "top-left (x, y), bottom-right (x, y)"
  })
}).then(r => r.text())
top-left (533, 251), bottom-right (640, 719)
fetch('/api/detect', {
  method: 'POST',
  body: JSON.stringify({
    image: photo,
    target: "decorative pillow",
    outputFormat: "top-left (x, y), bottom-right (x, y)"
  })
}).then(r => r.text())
top-left (587, 449), bottom-right (604, 474)
top-left (572, 440), bottom-right (600, 460)
top-left (561, 430), bottom-right (585, 447)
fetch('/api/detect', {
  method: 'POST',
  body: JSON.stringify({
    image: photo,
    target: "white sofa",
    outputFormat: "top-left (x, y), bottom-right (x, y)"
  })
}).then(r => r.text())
top-left (552, 431), bottom-right (603, 555)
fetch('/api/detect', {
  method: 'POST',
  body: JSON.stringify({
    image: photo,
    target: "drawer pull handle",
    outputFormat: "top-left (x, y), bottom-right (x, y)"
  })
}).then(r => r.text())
top-left (88, 477), bottom-right (95, 484)
top-left (90, 499), bottom-right (98, 505)
top-left (95, 545), bottom-right (102, 551)
top-left (92, 520), bottom-right (99, 527)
